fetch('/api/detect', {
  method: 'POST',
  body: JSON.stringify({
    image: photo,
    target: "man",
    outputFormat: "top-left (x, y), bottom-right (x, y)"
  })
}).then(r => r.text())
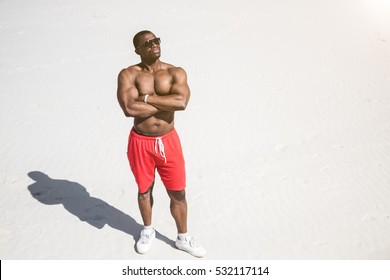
top-left (117, 30), bottom-right (206, 258)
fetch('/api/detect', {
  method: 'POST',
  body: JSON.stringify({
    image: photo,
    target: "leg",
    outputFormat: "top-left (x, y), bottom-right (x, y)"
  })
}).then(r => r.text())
top-left (136, 182), bottom-right (156, 254)
top-left (168, 189), bottom-right (207, 258)
top-left (167, 189), bottom-right (188, 234)
top-left (138, 182), bottom-right (154, 226)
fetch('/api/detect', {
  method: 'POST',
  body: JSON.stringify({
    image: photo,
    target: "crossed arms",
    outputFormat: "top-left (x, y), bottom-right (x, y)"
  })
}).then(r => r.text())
top-left (117, 67), bottom-right (191, 118)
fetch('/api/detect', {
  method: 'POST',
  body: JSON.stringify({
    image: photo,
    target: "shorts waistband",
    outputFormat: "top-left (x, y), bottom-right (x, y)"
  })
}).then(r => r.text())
top-left (130, 127), bottom-right (177, 141)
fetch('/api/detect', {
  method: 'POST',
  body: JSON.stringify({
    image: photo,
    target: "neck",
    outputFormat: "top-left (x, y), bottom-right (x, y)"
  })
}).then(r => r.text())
top-left (140, 59), bottom-right (162, 73)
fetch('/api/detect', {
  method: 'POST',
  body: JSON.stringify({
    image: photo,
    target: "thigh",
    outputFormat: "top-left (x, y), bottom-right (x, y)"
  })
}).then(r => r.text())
top-left (127, 136), bottom-right (156, 193)
top-left (157, 131), bottom-right (186, 191)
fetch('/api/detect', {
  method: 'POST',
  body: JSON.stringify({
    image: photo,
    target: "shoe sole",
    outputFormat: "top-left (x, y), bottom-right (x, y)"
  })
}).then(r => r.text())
top-left (175, 243), bottom-right (206, 258)
top-left (136, 232), bottom-right (156, 254)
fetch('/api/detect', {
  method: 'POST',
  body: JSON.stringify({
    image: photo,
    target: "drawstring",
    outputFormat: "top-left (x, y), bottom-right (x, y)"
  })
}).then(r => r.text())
top-left (155, 137), bottom-right (167, 163)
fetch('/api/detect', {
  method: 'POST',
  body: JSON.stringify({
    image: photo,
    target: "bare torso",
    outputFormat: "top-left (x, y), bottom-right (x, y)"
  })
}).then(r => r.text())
top-left (118, 56), bottom-right (190, 136)
top-left (131, 63), bottom-right (176, 136)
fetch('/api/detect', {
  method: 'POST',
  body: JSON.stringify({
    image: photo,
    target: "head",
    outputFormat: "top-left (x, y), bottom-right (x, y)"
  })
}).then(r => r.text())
top-left (28, 171), bottom-right (51, 182)
top-left (133, 30), bottom-right (161, 61)
top-left (27, 171), bottom-right (89, 205)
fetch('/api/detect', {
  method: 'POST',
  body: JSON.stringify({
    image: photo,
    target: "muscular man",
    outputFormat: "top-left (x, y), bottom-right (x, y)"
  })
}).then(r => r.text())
top-left (117, 30), bottom-right (206, 258)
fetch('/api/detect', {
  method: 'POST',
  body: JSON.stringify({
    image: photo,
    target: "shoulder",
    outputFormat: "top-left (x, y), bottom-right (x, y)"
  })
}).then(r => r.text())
top-left (119, 64), bottom-right (142, 75)
top-left (161, 62), bottom-right (186, 74)
top-left (118, 65), bottom-right (141, 81)
top-left (165, 64), bottom-right (187, 80)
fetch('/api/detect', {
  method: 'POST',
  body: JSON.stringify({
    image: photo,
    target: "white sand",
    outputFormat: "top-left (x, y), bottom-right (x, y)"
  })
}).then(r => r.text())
top-left (1, 0), bottom-right (390, 260)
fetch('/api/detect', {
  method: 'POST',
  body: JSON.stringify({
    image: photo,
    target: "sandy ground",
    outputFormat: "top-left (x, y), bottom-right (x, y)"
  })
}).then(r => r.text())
top-left (1, 0), bottom-right (390, 260)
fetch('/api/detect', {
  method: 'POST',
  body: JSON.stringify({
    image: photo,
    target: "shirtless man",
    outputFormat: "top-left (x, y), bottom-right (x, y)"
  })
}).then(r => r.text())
top-left (117, 30), bottom-right (206, 257)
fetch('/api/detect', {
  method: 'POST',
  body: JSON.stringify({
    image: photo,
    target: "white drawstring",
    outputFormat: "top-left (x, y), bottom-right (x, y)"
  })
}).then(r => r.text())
top-left (155, 137), bottom-right (167, 163)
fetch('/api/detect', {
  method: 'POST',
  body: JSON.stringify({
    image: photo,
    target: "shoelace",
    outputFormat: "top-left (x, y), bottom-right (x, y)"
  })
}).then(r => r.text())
top-left (182, 236), bottom-right (199, 248)
top-left (155, 137), bottom-right (167, 163)
top-left (140, 230), bottom-right (154, 244)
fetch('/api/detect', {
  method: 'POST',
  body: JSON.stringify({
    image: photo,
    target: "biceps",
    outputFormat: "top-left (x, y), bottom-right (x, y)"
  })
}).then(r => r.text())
top-left (171, 83), bottom-right (190, 101)
top-left (118, 86), bottom-right (138, 104)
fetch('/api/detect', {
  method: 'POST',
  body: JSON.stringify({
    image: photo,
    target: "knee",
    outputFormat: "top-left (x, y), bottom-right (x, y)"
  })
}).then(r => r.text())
top-left (168, 189), bottom-right (186, 202)
top-left (138, 183), bottom-right (154, 199)
top-left (138, 191), bottom-right (150, 200)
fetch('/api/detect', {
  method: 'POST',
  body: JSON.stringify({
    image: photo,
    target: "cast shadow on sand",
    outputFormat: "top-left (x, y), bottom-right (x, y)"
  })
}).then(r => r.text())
top-left (27, 171), bottom-right (175, 249)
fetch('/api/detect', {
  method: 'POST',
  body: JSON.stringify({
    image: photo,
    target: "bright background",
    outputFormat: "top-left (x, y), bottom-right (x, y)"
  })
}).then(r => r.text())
top-left (1, 0), bottom-right (390, 259)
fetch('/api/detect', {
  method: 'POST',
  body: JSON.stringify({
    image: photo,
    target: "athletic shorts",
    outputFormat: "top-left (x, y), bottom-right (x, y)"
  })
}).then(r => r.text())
top-left (127, 128), bottom-right (186, 194)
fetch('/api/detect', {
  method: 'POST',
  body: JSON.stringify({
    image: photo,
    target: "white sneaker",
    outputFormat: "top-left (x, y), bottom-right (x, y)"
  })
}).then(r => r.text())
top-left (175, 235), bottom-right (207, 258)
top-left (136, 228), bottom-right (155, 254)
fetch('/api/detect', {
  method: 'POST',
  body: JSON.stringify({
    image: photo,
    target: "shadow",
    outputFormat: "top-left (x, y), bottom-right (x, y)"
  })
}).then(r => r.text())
top-left (27, 171), bottom-right (175, 248)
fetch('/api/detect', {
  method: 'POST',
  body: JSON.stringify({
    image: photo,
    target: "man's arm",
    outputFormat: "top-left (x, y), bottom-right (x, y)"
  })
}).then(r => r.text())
top-left (117, 68), bottom-right (160, 118)
top-left (141, 67), bottom-right (190, 112)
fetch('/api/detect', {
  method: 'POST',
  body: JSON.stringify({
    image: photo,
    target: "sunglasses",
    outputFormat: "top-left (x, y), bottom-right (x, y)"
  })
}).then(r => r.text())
top-left (136, 37), bottom-right (161, 50)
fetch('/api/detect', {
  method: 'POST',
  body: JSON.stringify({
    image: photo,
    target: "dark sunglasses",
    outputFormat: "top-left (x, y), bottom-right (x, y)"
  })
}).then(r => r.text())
top-left (136, 37), bottom-right (161, 50)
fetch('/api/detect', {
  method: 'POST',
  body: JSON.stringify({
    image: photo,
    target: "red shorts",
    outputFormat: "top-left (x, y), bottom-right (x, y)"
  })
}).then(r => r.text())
top-left (127, 128), bottom-right (186, 194)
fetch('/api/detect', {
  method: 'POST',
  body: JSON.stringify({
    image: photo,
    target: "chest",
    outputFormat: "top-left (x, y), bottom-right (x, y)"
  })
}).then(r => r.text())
top-left (135, 71), bottom-right (173, 95)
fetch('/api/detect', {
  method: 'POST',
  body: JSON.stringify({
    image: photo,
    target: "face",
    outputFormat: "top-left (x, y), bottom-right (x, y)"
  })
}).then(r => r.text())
top-left (135, 33), bottom-right (161, 60)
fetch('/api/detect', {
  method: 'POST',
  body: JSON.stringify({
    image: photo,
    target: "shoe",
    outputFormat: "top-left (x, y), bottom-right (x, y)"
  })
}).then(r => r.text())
top-left (175, 235), bottom-right (207, 258)
top-left (136, 228), bottom-right (155, 254)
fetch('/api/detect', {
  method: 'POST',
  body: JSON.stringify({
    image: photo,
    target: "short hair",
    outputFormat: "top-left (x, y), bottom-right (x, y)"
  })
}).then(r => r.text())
top-left (133, 30), bottom-right (153, 48)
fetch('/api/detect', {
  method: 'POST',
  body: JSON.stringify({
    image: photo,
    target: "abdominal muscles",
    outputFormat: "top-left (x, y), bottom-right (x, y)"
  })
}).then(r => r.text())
top-left (134, 111), bottom-right (175, 136)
